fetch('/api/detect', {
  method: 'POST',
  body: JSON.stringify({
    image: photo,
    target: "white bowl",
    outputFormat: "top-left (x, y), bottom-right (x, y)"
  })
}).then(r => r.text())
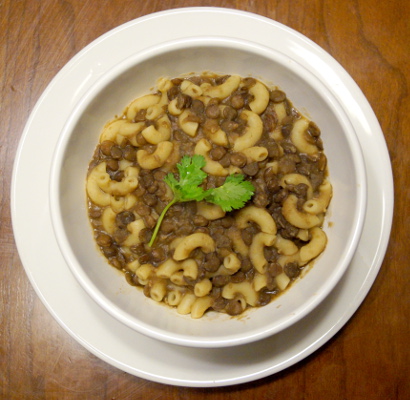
top-left (50, 37), bottom-right (367, 348)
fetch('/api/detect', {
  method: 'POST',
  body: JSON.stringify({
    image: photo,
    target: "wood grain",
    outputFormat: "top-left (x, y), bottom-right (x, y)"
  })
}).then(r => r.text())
top-left (1, 0), bottom-right (409, 398)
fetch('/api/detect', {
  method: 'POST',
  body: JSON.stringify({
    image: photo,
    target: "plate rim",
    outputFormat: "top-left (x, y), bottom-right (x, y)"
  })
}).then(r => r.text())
top-left (48, 34), bottom-right (368, 348)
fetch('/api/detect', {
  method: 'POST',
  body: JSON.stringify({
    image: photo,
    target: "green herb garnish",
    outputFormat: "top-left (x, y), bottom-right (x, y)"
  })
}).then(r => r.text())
top-left (203, 174), bottom-right (255, 212)
top-left (148, 155), bottom-right (255, 246)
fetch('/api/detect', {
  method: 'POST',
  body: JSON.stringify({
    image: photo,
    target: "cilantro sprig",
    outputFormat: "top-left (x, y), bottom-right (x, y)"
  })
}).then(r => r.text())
top-left (148, 155), bottom-right (255, 246)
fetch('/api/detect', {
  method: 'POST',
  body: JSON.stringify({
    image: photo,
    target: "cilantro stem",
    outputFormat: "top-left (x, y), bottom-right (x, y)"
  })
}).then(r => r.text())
top-left (148, 197), bottom-right (178, 247)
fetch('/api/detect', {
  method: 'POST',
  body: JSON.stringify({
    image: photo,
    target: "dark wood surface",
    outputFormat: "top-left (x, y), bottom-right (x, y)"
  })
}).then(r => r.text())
top-left (1, 1), bottom-right (409, 398)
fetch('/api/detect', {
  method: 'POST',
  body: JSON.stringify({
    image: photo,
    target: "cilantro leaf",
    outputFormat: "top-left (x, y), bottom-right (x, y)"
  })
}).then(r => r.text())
top-left (177, 155), bottom-right (207, 188)
top-left (204, 174), bottom-right (255, 212)
top-left (149, 155), bottom-right (207, 246)
top-left (163, 155), bottom-right (207, 202)
top-left (148, 155), bottom-right (255, 247)
top-left (163, 173), bottom-right (179, 191)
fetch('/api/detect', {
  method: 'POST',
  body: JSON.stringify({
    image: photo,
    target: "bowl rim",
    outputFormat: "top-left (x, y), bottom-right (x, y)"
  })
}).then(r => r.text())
top-left (49, 35), bottom-right (367, 348)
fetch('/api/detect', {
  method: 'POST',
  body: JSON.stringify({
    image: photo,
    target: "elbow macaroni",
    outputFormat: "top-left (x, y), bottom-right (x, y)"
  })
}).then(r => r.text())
top-left (141, 115), bottom-right (171, 144)
top-left (126, 94), bottom-right (160, 120)
top-left (136, 141), bottom-right (174, 170)
top-left (173, 233), bottom-right (216, 261)
top-left (87, 162), bottom-right (139, 205)
top-left (233, 110), bottom-right (264, 152)
top-left (249, 232), bottom-right (276, 274)
top-left (194, 139), bottom-right (229, 176)
top-left (122, 219), bottom-right (146, 247)
top-left (100, 119), bottom-right (145, 146)
top-left (178, 109), bottom-right (199, 137)
top-left (196, 202), bottom-right (226, 220)
top-left (180, 80), bottom-right (203, 98)
top-left (303, 180), bottom-right (333, 214)
top-left (241, 146), bottom-right (269, 163)
top-left (299, 227), bottom-right (327, 264)
top-left (202, 75), bottom-right (241, 99)
top-left (194, 279), bottom-right (212, 297)
top-left (282, 194), bottom-right (321, 229)
top-left (248, 81), bottom-right (270, 114)
top-left (236, 206), bottom-right (277, 235)
top-left (222, 281), bottom-right (258, 307)
top-left (290, 118), bottom-right (319, 155)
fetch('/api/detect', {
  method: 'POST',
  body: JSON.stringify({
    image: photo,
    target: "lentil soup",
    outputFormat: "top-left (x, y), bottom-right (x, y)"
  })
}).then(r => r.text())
top-left (86, 73), bottom-right (332, 318)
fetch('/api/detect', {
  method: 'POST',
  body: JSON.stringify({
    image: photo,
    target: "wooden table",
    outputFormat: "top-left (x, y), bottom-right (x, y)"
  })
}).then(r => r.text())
top-left (1, 1), bottom-right (408, 398)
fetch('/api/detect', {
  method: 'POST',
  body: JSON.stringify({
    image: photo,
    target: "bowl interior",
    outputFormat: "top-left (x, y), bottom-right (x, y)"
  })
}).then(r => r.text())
top-left (50, 37), bottom-right (366, 347)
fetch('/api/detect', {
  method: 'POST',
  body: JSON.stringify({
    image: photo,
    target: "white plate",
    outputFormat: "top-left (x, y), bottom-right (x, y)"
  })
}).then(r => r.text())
top-left (11, 8), bottom-right (393, 387)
